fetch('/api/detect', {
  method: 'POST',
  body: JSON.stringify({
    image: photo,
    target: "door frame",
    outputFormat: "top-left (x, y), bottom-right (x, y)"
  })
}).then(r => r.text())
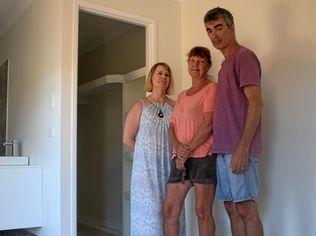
top-left (0, 59), bottom-right (10, 156)
top-left (69, 1), bottom-right (156, 235)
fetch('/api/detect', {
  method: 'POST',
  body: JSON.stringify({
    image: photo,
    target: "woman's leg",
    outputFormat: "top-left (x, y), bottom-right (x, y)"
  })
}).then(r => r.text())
top-left (194, 183), bottom-right (216, 236)
top-left (163, 182), bottom-right (191, 236)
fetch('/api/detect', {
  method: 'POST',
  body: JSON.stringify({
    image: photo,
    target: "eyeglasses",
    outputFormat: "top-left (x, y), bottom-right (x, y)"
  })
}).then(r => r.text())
top-left (188, 59), bottom-right (207, 65)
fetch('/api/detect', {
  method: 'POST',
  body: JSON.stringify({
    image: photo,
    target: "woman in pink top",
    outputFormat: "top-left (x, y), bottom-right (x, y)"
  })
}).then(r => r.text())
top-left (164, 46), bottom-right (217, 236)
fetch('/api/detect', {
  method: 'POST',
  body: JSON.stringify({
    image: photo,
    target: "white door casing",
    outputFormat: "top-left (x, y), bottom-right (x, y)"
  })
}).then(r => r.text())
top-left (69, 1), bottom-right (156, 235)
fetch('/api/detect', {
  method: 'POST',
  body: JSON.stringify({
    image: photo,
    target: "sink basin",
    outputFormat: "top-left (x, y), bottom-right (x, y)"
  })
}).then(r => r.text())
top-left (0, 156), bottom-right (29, 166)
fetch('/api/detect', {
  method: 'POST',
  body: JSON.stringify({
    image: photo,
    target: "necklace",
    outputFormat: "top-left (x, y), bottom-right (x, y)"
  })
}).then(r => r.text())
top-left (146, 96), bottom-right (166, 118)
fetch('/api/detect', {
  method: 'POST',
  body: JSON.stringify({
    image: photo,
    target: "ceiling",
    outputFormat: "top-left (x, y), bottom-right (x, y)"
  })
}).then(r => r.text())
top-left (0, 0), bottom-right (181, 52)
top-left (0, 0), bottom-right (32, 38)
top-left (79, 11), bottom-right (142, 55)
top-left (0, 1), bottom-right (142, 55)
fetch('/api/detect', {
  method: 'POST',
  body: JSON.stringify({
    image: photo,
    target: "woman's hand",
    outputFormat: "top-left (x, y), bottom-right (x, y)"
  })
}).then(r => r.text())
top-left (169, 123), bottom-right (191, 170)
top-left (175, 143), bottom-right (191, 159)
top-left (175, 154), bottom-right (188, 171)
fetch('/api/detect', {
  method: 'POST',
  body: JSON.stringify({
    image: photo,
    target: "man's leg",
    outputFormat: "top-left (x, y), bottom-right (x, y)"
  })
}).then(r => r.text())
top-left (222, 155), bottom-right (262, 236)
top-left (163, 182), bottom-right (191, 236)
top-left (194, 183), bottom-right (216, 236)
top-left (235, 200), bottom-right (263, 236)
top-left (217, 155), bottom-right (245, 235)
top-left (224, 201), bottom-right (246, 236)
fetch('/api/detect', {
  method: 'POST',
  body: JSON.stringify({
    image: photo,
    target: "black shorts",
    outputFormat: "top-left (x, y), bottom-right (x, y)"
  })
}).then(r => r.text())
top-left (167, 154), bottom-right (217, 184)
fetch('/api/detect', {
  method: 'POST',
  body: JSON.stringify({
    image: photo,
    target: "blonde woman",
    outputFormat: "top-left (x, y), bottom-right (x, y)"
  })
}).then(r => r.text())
top-left (124, 63), bottom-right (184, 236)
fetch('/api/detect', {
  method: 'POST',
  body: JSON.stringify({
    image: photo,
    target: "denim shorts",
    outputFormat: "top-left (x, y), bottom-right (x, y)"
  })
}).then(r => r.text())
top-left (168, 154), bottom-right (217, 184)
top-left (216, 154), bottom-right (260, 202)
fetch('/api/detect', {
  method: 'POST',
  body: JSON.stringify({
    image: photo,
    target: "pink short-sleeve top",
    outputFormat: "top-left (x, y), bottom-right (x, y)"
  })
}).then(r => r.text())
top-left (170, 82), bottom-right (217, 158)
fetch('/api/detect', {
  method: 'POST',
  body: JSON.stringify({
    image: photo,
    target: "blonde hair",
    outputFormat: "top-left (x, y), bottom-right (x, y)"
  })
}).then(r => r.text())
top-left (144, 62), bottom-right (174, 95)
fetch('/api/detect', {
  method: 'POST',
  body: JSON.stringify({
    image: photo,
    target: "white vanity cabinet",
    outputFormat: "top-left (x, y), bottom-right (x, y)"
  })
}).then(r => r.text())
top-left (0, 166), bottom-right (42, 230)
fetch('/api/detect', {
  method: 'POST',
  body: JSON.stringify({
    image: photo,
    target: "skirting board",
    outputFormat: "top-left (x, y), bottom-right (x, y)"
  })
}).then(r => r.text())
top-left (78, 214), bottom-right (122, 235)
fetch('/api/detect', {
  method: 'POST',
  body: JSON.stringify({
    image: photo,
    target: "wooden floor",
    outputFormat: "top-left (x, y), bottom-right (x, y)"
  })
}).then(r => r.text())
top-left (77, 224), bottom-right (119, 236)
top-left (0, 230), bottom-right (35, 236)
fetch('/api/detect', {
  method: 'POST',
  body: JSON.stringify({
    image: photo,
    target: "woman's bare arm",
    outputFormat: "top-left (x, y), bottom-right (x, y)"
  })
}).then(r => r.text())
top-left (123, 101), bottom-right (142, 150)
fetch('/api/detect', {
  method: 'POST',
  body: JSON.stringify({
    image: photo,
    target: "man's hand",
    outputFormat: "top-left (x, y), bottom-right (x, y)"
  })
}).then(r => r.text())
top-left (231, 145), bottom-right (249, 174)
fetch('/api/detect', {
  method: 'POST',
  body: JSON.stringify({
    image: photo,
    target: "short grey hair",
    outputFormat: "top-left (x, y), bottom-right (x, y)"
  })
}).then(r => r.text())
top-left (204, 7), bottom-right (234, 27)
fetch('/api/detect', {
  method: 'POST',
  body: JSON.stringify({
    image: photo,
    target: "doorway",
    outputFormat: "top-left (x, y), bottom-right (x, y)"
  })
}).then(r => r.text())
top-left (76, 8), bottom-right (149, 236)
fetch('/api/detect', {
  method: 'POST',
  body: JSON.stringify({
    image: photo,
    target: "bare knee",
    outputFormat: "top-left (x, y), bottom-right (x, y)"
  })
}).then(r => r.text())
top-left (224, 201), bottom-right (239, 217)
top-left (195, 204), bottom-right (211, 222)
top-left (235, 201), bottom-right (258, 219)
top-left (163, 202), bottom-right (173, 219)
top-left (163, 202), bottom-right (181, 224)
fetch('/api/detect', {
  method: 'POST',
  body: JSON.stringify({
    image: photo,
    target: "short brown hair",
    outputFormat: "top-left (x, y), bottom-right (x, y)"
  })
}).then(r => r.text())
top-left (187, 46), bottom-right (212, 65)
top-left (144, 62), bottom-right (174, 95)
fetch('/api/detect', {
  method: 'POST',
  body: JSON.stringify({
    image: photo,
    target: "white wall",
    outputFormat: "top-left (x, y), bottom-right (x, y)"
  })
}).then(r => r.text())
top-left (78, 85), bottom-right (123, 230)
top-left (0, 0), bottom-right (63, 235)
top-left (181, 0), bottom-right (316, 235)
top-left (78, 27), bottom-right (146, 84)
top-left (102, 87), bottom-right (123, 229)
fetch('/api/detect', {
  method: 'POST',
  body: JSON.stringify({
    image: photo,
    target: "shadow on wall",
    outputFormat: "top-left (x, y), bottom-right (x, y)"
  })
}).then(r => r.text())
top-left (259, 1), bottom-right (316, 235)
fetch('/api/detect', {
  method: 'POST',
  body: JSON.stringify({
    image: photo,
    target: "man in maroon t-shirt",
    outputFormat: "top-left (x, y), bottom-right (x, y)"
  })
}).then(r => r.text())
top-left (204, 7), bottom-right (264, 236)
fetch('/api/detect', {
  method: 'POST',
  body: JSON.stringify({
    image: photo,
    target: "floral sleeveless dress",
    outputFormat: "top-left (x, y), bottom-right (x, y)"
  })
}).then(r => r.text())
top-left (130, 100), bottom-right (185, 236)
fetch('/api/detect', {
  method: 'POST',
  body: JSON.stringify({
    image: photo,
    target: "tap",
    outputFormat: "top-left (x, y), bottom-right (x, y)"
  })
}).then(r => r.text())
top-left (3, 140), bottom-right (21, 156)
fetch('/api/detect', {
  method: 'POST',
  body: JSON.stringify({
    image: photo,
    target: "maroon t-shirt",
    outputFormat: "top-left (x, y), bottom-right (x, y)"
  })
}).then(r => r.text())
top-left (213, 46), bottom-right (262, 156)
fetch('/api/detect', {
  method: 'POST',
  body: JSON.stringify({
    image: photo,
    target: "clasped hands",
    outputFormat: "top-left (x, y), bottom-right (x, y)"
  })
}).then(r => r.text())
top-left (175, 143), bottom-right (191, 171)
